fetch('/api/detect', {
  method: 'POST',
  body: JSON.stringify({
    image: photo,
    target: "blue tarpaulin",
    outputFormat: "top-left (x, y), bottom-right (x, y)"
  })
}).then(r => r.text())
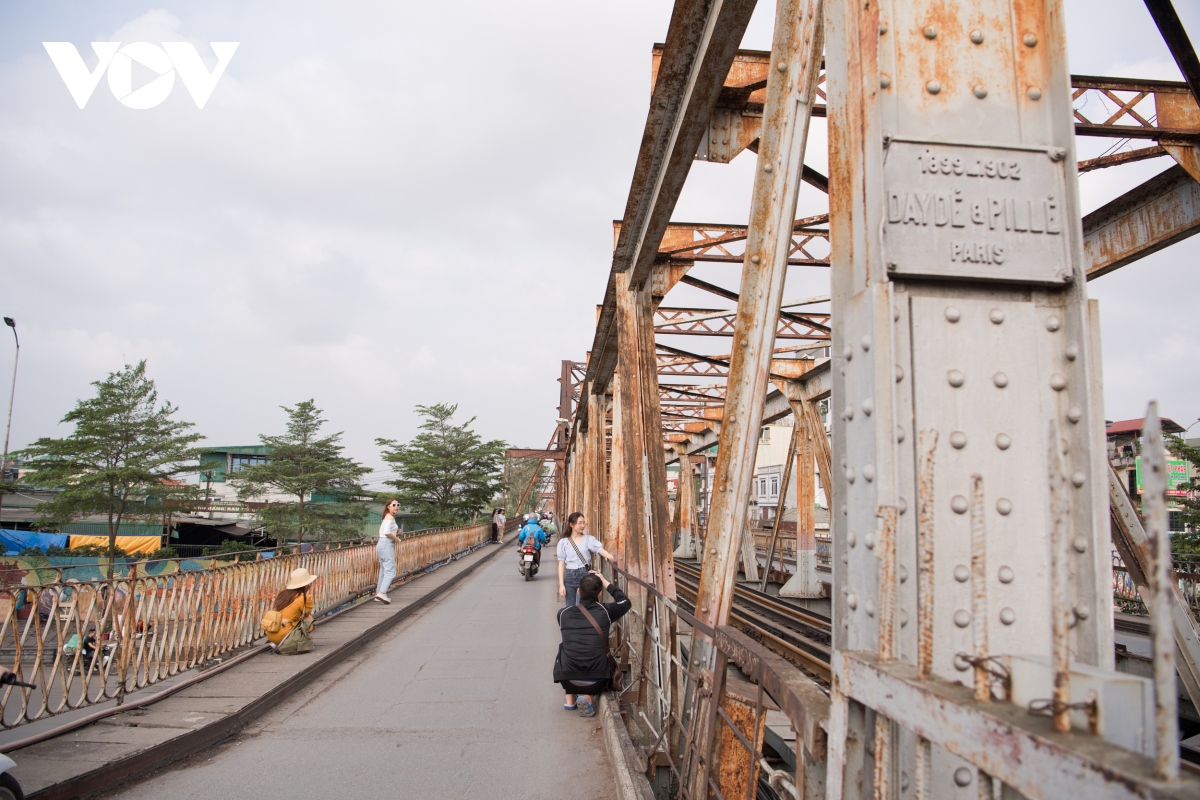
top-left (1, 529), bottom-right (69, 554)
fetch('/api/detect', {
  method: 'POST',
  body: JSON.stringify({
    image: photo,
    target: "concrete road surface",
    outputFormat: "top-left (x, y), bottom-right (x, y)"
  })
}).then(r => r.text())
top-left (105, 545), bottom-right (616, 800)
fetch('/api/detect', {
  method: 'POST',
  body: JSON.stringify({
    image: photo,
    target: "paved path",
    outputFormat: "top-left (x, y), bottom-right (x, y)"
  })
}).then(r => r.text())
top-left (104, 544), bottom-right (615, 800)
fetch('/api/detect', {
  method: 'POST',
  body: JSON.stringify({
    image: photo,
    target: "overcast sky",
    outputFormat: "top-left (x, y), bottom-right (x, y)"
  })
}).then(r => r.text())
top-left (0, 1), bottom-right (1197, 489)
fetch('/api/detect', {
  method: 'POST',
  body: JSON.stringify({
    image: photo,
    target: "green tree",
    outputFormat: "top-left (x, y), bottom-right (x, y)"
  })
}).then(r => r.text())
top-left (232, 400), bottom-right (368, 543)
top-left (502, 457), bottom-right (544, 517)
top-left (377, 403), bottom-right (505, 527)
top-left (1168, 436), bottom-right (1200, 555)
top-left (16, 361), bottom-right (203, 561)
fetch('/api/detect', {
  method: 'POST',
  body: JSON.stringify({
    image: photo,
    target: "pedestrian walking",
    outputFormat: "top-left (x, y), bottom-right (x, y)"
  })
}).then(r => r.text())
top-left (376, 499), bottom-right (401, 604)
top-left (556, 511), bottom-right (615, 607)
top-left (553, 570), bottom-right (630, 717)
top-left (491, 508), bottom-right (501, 543)
top-left (495, 508), bottom-right (506, 543)
top-left (262, 567), bottom-right (318, 655)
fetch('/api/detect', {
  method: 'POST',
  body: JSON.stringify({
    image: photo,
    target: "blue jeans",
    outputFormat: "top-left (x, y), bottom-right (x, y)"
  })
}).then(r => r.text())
top-left (376, 540), bottom-right (397, 595)
top-left (563, 567), bottom-right (588, 607)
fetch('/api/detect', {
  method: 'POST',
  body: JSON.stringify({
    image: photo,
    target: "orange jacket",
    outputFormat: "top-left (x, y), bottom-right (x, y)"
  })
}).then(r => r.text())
top-left (265, 593), bottom-right (314, 645)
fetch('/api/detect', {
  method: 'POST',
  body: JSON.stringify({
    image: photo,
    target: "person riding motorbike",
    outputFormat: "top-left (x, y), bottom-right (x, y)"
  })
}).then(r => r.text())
top-left (518, 514), bottom-right (548, 569)
top-left (538, 511), bottom-right (558, 542)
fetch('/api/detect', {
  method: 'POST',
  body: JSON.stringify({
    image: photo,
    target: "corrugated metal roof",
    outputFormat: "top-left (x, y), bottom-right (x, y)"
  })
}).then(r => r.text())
top-left (1106, 417), bottom-right (1185, 435)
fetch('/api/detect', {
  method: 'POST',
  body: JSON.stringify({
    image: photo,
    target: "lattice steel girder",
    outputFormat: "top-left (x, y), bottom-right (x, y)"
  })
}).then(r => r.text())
top-left (655, 306), bottom-right (831, 338)
top-left (1083, 164), bottom-right (1200, 278)
top-left (644, 218), bottom-right (831, 265)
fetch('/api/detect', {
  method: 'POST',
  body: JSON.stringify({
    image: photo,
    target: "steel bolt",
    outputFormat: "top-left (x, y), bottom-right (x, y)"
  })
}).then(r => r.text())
top-left (998, 565), bottom-right (1015, 584)
top-left (1027, 87), bottom-right (1042, 101)
top-left (989, 308), bottom-right (1004, 324)
top-left (861, 334), bottom-right (871, 351)
top-left (864, 531), bottom-right (876, 550)
top-left (950, 431), bottom-right (967, 449)
top-left (899, 609), bottom-right (909, 627)
top-left (763, 163), bottom-right (774, 173)
top-left (1067, 405), bottom-right (1082, 423)
top-left (862, 398), bottom-right (874, 416)
top-left (1072, 536), bottom-right (1088, 553)
top-left (974, 85), bottom-right (988, 99)
top-left (1074, 604), bottom-right (1090, 621)
top-left (951, 495), bottom-right (968, 514)
top-left (924, 26), bottom-right (938, 39)
top-left (1045, 315), bottom-right (1061, 332)
top-left (945, 306), bottom-right (961, 322)
top-left (953, 564), bottom-right (969, 582)
top-left (1071, 470), bottom-right (1085, 488)
top-left (954, 767), bottom-right (973, 787)
top-left (1000, 607), bottom-right (1016, 625)
top-left (993, 372), bottom-right (1009, 388)
top-left (710, 549), bottom-right (717, 555)
top-left (843, 404), bottom-right (854, 421)
top-left (880, 75), bottom-right (891, 89)
top-left (1023, 33), bottom-right (1038, 47)
top-left (862, 464), bottom-right (875, 482)
top-left (879, 22), bottom-right (888, 35)
top-left (897, 496), bottom-right (908, 515)
top-left (864, 599), bottom-right (876, 618)
top-left (996, 497), bottom-right (1013, 515)
top-left (1065, 343), bottom-right (1079, 361)
top-left (970, 30), bottom-right (984, 44)
top-left (777, 62), bottom-right (788, 72)
top-left (848, 530), bottom-right (857, 548)
top-left (895, 365), bottom-right (905, 382)
top-left (899, 564), bottom-right (908, 583)
top-left (843, 344), bottom-right (853, 361)
top-left (1049, 373), bottom-right (1067, 391)
top-left (847, 593), bottom-right (858, 610)
top-left (750, 254), bottom-right (760, 264)
top-left (896, 426), bottom-right (905, 444)
top-left (953, 610), bottom-right (971, 628)
top-left (846, 467), bottom-right (856, 484)
top-left (947, 369), bottom-right (965, 388)
top-left (995, 433), bottom-right (1012, 450)
top-left (926, 80), bottom-right (942, 95)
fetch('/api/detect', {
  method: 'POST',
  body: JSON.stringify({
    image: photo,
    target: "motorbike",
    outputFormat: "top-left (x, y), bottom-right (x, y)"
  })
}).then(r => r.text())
top-left (0, 672), bottom-right (35, 799)
top-left (518, 542), bottom-right (539, 581)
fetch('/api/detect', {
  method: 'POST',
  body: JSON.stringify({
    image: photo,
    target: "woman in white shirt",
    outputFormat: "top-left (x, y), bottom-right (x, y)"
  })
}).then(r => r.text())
top-left (376, 499), bottom-right (401, 604)
top-left (556, 512), bottom-right (615, 607)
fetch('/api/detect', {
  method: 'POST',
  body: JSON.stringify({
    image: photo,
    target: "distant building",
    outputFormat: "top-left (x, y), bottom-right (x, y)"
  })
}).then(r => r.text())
top-left (1106, 417), bottom-right (1190, 532)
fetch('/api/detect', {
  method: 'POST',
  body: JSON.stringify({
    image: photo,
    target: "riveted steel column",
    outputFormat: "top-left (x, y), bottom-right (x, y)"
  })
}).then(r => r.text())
top-left (673, 445), bottom-right (698, 558)
top-left (692, 0), bottom-right (825, 655)
top-left (585, 389), bottom-right (609, 545)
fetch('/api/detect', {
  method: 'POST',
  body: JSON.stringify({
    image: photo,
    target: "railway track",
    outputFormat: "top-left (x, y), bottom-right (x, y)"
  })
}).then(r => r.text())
top-left (673, 559), bottom-right (832, 683)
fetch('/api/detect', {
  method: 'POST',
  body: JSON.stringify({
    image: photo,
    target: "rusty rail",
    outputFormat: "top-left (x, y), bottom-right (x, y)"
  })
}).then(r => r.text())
top-left (0, 522), bottom-right (492, 729)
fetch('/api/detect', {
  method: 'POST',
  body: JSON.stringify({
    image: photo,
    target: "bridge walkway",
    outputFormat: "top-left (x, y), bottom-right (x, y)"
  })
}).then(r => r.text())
top-left (105, 542), bottom-right (616, 800)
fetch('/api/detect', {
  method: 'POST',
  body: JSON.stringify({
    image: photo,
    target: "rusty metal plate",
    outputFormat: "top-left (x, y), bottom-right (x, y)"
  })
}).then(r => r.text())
top-left (882, 141), bottom-right (1072, 284)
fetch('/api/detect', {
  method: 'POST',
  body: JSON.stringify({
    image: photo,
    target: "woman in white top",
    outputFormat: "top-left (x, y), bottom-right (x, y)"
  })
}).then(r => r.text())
top-left (557, 511), bottom-right (615, 607)
top-left (376, 499), bottom-right (401, 603)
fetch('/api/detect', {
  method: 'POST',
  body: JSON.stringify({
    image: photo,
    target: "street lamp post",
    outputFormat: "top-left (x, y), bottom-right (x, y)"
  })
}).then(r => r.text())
top-left (0, 318), bottom-right (18, 530)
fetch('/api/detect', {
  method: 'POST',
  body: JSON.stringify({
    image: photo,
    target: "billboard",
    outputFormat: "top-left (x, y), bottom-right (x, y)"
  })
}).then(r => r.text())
top-left (1134, 457), bottom-right (1192, 497)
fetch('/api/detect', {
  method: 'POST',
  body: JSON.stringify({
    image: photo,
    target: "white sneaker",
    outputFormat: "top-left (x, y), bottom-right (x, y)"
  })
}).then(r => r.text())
top-left (375, 593), bottom-right (391, 604)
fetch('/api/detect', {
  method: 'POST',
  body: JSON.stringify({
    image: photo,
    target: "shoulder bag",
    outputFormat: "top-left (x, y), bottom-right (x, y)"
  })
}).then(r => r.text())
top-left (577, 603), bottom-right (624, 690)
top-left (566, 535), bottom-right (593, 571)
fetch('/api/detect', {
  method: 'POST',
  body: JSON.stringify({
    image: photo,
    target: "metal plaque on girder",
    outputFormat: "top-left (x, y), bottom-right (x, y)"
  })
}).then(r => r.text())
top-left (882, 141), bottom-right (1072, 284)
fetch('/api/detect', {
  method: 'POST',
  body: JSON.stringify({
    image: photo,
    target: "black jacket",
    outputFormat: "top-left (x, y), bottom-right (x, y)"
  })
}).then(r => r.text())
top-left (553, 585), bottom-right (631, 681)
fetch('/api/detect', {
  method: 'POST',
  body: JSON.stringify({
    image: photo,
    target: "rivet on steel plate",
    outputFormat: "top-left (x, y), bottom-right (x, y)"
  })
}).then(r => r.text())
top-left (848, 530), bottom-right (857, 548)
top-left (1045, 315), bottom-right (1061, 332)
top-left (864, 599), bottom-right (876, 618)
top-left (953, 610), bottom-right (971, 628)
top-left (863, 464), bottom-right (875, 482)
top-left (862, 398), bottom-right (874, 416)
top-left (899, 609), bottom-right (908, 627)
top-left (1027, 87), bottom-right (1042, 101)
top-left (1073, 604), bottom-right (1089, 621)
top-left (777, 62), bottom-right (787, 72)
top-left (995, 433), bottom-right (1011, 450)
top-left (1023, 33), bottom-right (1038, 47)
top-left (996, 498), bottom-right (1012, 515)
top-left (953, 768), bottom-right (973, 787)
top-left (1072, 536), bottom-right (1088, 553)
top-left (1050, 373), bottom-right (1067, 391)
top-left (763, 163), bottom-right (774, 173)
top-left (1070, 470), bottom-right (1085, 488)
top-left (947, 369), bottom-right (965, 388)
top-left (1000, 607), bottom-right (1016, 625)
top-left (861, 334), bottom-right (871, 351)
top-left (750, 254), bottom-right (761, 264)
top-left (998, 565), bottom-right (1014, 583)
top-left (970, 30), bottom-right (984, 44)
top-left (701, 606), bottom-right (709, 612)
top-left (1065, 343), bottom-right (1079, 361)
top-left (899, 564), bottom-right (908, 582)
top-left (846, 467), bottom-right (856, 484)
top-left (843, 344), bottom-right (854, 361)
top-left (893, 305), bottom-right (901, 322)
top-left (843, 404), bottom-right (855, 421)
top-left (896, 426), bottom-right (905, 444)
top-left (954, 653), bottom-right (971, 672)
top-left (879, 22), bottom-right (888, 35)
top-left (951, 495), bottom-right (968, 514)
top-left (897, 497), bottom-right (907, 515)
top-left (880, 75), bottom-right (892, 89)
top-left (926, 80), bottom-right (941, 95)
top-left (847, 593), bottom-right (858, 610)
top-left (944, 306), bottom-right (961, 322)
top-left (1067, 405), bottom-right (1082, 423)
top-left (895, 365), bottom-right (905, 382)
top-left (950, 431), bottom-right (967, 449)
top-left (709, 549), bottom-right (717, 555)
top-left (953, 564), bottom-right (969, 582)
top-left (989, 309), bottom-right (1004, 324)
top-left (865, 531), bottom-right (876, 550)
top-left (974, 85), bottom-right (988, 99)
top-left (993, 372), bottom-right (1009, 388)
top-left (740, 338), bottom-right (749, 347)
top-left (923, 26), bottom-right (937, 39)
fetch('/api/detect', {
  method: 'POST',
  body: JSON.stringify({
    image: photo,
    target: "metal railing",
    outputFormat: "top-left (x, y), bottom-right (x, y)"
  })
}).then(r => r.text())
top-left (0, 521), bottom-right (492, 729)
top-left (607, 564), bottom-right (828, 800)
top-left (1111, 550), bottom-right (1200, 619)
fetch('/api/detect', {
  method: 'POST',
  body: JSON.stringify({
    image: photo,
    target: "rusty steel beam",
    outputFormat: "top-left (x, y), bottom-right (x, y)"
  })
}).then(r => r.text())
top-left (1077, 145), bottom-right (1168, 173)
top-left (1083, 164), bottom-right (1200, 278)
top-left (1142, 0), bottom-right (1200, 103)
top-left (655, 306), bottom-right (831, 338)
top-left (505, 448), bottom-right (565, 461)
top-left (675, 275), bottom-right (831, 331)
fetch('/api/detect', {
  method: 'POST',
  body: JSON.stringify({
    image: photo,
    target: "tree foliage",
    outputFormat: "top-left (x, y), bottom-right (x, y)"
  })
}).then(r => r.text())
top-left (232, 400), bottom-right (368, 542)
top-left (503, 457), bottom-right (544, 516)
top-left (15, 362), bottom-right (203, 561)
top-left (377, 403), bottom-right (505, 527)
top-left (1167, 436), bottom-right (1200, 555)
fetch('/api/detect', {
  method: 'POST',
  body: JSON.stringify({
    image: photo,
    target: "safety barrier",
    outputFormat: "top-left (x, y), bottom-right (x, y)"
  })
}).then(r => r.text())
top-left (0, 521), bottom-right (492, 729)
top-left (1112, 550), bottom-right (1200, 619)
